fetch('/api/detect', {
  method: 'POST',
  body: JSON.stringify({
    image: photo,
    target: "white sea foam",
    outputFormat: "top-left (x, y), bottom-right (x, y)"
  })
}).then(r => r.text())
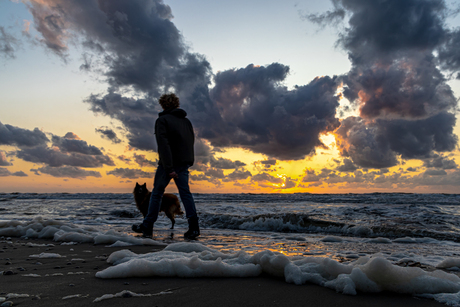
top-left (0, 217), bottom-right (163, 246)
top-left (29, 252), bottom-right (64, 259)
top-left (4, 294), bottom-right (29, 299)
top-left (22, 274), bottom-right (41, 277)
top-left (93, 289), bottom-right (173, 302)
top-left (437, 258), bottom-right (460, 270)
top-left (62, 294), bottom-right (87, 300)
top-left (96, 242), bottom-right (460, 303)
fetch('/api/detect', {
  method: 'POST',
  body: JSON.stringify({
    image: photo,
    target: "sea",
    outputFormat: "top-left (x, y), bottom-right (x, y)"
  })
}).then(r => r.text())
top-left (1, 192), bottom-right (460, 304)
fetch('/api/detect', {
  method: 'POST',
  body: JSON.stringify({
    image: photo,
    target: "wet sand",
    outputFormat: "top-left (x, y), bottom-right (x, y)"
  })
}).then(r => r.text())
top-left (0, 237), bottom-right (444, 307)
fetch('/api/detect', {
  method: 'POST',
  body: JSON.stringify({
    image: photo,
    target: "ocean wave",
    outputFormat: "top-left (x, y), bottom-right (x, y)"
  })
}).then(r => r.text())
top-left (200, 212), bottom-right (460, 242)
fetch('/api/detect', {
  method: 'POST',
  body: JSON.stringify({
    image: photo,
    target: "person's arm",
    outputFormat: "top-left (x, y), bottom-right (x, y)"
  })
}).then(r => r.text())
top-left (155, 118), bottom-right (174, 174)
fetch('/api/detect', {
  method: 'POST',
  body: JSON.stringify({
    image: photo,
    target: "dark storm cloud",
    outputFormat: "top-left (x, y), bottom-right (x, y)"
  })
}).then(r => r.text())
top-left (210, 157), bottom-right (245, 170)
top-left (193, 138), bottom-right (213, 165)
top-left (310, 0), bottom-right (447, 60)
top-left (335, 113), bottom-right (458, 168)
top-left (16, 145), bottom-right (114, 168)
top-left (22, 1), bottom-right (345, 161)
top-left (223, 169), bottom-right (252, 181)
top-left (302, 168), bottom-right (322, 183)
top-left (23, 0), bottom-right (459, 167)
top-left (208, 64), bottom-right (341, 160)
top-left (0, 151), bottom-right (11, 166)
top-left (0, 168), bottom-right (27, 177)
top-left (133, 153), bottom-right (156, 167)
top-left (26, 0), bottom-right (213, 95)
top-left (341, 52), bottom-right (457, 120)
top-left (51, 134), bottom-right (103, 155)
top-left (95, 127), bottom-right (122, 144)
top-left (334, 117), bottom-right (398, 168)
top-left (117, 155), bottom-right (131, 164)
top-left (0, 26), bottom-right (19, 59)
top-left (438, 29), bottom-right (460, 78)
top-left (106, 168), bottom-right (154, 179)
top-left (260, 159), bottom-right (277, 167)
top-left (24, 0), bottom-right (214, 152)
top-left (336, 158), bottom-right (358, 172)
top-left (86, 92), bottom-right (157, 151)
top-left (307, 0), bottom-right (460, 168)
top-left (0, 121), bottom-right (49, 147)
top-left (424, 169), bottom-right (447, 176)
top-left (251, 172), bottom-right (283, 184)
top-left (31, 166), bottom-right (102, 178)
top-left (423, 154), bottom-right (458, 169)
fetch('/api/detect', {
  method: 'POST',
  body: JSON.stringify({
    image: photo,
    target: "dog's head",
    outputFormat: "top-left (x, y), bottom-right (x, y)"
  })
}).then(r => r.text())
top-left (133, 182), bottom-right (148, 197)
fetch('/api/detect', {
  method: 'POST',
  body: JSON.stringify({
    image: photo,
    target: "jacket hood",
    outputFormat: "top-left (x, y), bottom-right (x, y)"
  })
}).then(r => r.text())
top-left (159, 108), bottom-right (187, 118)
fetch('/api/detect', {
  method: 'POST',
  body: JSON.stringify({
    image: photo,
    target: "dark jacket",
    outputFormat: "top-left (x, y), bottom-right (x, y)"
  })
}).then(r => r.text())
top-left (155, 108), bottom-right (194, 173)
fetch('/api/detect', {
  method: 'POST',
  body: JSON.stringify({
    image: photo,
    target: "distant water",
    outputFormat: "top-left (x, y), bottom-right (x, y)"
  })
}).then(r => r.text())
top-left (1, 192), bottom-right (459, 260)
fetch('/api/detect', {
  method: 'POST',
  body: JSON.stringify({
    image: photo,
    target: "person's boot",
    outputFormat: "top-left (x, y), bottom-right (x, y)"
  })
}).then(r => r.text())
top-left (184, 216), bottom-right (200, 240)
top-left (131, 223), bottom-right (153, 238)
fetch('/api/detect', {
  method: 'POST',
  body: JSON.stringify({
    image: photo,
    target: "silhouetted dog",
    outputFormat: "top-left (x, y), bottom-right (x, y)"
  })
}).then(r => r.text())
top-left (133, 182), bottom-right (184, 229)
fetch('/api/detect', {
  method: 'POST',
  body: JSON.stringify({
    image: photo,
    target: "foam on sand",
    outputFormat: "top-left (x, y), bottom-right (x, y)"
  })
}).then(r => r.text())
top-left (96, 242), bottom-right (460, 305)
top-left (0, 217), bottom-right (164, 246)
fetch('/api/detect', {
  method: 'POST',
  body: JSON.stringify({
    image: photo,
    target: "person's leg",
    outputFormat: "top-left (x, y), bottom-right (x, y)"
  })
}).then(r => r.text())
top-left (144, 164), bottom-right (171, 227)
top-left (173, 165), bottom-right (197, 219)
top-left (173, 165), bottom-right (199, 239)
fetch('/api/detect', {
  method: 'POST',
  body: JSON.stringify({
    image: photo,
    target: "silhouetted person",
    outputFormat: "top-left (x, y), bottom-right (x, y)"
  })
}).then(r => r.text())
top-left (132, 93), bottom-right (200, 240)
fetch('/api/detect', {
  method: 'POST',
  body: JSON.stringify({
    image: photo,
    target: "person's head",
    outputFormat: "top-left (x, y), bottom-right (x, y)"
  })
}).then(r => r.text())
top-left (159, 93), bottom-right (180, 110)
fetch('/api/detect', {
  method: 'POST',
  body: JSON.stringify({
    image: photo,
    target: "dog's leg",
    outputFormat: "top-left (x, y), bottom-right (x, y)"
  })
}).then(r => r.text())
top-left (165, 211), bottom-right (175, 229)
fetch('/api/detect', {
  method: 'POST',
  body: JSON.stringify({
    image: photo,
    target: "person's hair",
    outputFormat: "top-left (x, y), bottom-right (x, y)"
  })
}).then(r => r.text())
top-left (159, 93), bottom-right (180, 110)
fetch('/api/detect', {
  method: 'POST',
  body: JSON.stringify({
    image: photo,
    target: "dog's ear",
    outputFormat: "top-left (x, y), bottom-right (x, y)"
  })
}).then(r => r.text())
top-left (136, 182), bottom-right (139, 187)
top-left (142, 183), bottom-right (147, 187)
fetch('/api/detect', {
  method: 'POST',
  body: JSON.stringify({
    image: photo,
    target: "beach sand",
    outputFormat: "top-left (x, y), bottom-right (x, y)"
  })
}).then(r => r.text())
top-left (0, 237), bottom-right (445, 307)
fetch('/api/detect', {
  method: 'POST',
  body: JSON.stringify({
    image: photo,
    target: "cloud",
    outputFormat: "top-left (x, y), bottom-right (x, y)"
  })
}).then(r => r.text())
top-left (222, 169), bottom-right (252, 181)
top-left (306, 0), bottom-right (460, 169)
top-left (133, 153), bottom-right (156, 167)
top-left (210, 156), bottom-right (245, 169)
top-left (260, 159), bottom-right (277, 167)
top-left (51, 134), bottom-right (103, 155)
top-left (117, 155), bottom-right (131, 164)
top-left (302, 168), bottom-right (323, 183)
top-left (0, 26), bottom-right (19, 59)
top-left (0, 168), bottom-right (27, 177)
top-left (336, 158), bottom-right (358, 172)
top-left (341, 53), bottom-right (457, 120)
top-left (0, 151), bottom-right (11, 166)
top-left (16, 145), bottom-right (114, 168)
top-left (251, 172), bottom-right (283, 184)
top-left (17, 0), bottom-right (460, 169)
top-left (336, 0), bottom-right (447, 58)
top-left (86, 92), bottom-right (158, 151)
top-left (207, 64), bottom-right (341, 160)
top-left (302, 6), bottom-right (345, 28)
top-left (31, 166), bottom-right (101, 178)
top-left (423, 154), bottom-right (458, 170)
top-left (424, 169), bottom-right (447, 176)
top-left (0, 121), bottom-right (49, 147)
top-left (106, 168), bottom-right (154, 179)
top-left (22, 1), bottom-right (342, 161)
top-left (335, 112), bottom-right (458, 168)
top-left (0, 122), bottom-right (115, 169)
top-left (95, 127), bottom-right (122, 144)
top-left (438, 30), bottom-right (460, 78)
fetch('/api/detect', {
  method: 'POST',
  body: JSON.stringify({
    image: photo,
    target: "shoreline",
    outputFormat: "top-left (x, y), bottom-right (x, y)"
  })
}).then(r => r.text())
top-left (0, 237), bottom-right (446, 307)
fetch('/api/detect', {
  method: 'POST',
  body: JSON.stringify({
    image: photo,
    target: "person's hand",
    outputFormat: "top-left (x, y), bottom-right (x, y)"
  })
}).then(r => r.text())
top-left (169, 171), bottom-right (178, 179)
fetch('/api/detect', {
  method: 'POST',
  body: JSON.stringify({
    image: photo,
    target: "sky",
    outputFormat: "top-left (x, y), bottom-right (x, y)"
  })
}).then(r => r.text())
top-left (0, 0), bottom-right (460, 194)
